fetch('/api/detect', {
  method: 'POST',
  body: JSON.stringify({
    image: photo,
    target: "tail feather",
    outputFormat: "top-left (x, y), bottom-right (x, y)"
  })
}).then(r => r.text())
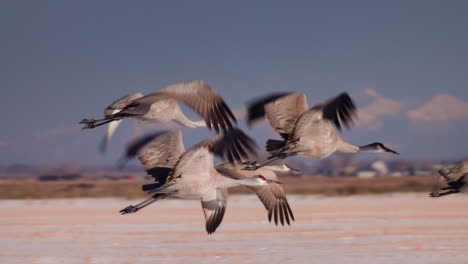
top-left (266, 139), bottom-right (286, 153)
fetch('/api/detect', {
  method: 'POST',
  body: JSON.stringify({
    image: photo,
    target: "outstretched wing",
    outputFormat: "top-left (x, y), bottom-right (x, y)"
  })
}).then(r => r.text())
top-left (311, 92), bottom-right (356, 131)
top-left (132, 80), bottom-right (236, 133)
top-left (292, 92), bottom-right (357, 139)
top-left (216, 164), bottom-right (294, 226)
top-left (247, 92), bottom-right (308, 139)
top-left (136, 131), bottom-right (185, 171)
top-left (166, 128), bottom-right (257, 184)
top-left (120, 130), bottom-right (184, 169)
top-left (120, 131), bottom-right (185, 188)
top-left (438, 160), bottom-right (468, 190)
top-left (201, 189), bottom-right (228, 234)
top-left (210, 128), bottom-right (258, 163)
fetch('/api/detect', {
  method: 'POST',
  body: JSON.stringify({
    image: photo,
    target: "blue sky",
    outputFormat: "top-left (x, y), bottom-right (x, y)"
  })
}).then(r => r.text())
top-left (1, 0), bottom-right (467, 164)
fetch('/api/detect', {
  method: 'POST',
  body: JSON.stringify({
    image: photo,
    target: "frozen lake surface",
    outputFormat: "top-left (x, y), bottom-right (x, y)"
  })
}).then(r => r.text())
top-left (0, 194), bottom-right (467, 264)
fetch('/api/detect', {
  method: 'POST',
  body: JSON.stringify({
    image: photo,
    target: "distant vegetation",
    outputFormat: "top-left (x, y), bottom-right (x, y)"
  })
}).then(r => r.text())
top-left (0, 176), bottom-right (440, 199)
top-left (0, 157), bottom-right (457, 180)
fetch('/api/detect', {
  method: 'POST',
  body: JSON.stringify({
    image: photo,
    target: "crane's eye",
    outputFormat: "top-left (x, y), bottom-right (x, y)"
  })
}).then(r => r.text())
top-left (258, 175), bottom-right (266, 180)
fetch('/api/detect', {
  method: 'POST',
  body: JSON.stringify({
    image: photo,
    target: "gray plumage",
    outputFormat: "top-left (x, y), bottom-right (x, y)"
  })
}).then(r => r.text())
top-left (215, 162), bottom-right (295, 226)
top-left (80, 80), bottom-right (237, 152)
top-left (104, 93), bottom-right (144, 117)
top-left (430, 159), bottom-right (468, 197)
top-left (244, 92), bottom-right (399, 170)
top-left (119, 128), bottom-right (279, 235)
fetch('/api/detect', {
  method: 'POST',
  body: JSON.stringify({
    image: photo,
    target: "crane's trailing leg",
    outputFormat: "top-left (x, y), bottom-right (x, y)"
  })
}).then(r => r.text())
top-left (429, 189), bottom-right (460, 198)
top-left (80, 118), bottom-right (117, 129)
top-left (242, 153), bottom-right (289, 171)
top-left (119, 194), bottom-right (166, 214)
top-left (243, 138), bottom-right (300, 171)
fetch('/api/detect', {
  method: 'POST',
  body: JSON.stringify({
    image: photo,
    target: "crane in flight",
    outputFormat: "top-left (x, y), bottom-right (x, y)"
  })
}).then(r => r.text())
top-left (430, 159), bottom-right (467, 197)
top-left (243, 92), bottom-right (399, 170)
top-left (80, 80), bottom-right (236, 152)
top-left (118, 129), bottom-right (288, 234)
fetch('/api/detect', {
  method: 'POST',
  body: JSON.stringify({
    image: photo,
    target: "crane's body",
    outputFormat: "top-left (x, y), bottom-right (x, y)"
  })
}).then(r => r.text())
top-left (80, 80), bottom-right (236, 152)
top-left (430, 159), bottom-right (468, 197)
top-left (244, 92), bottom-right (398, 170)
top-left (118, 129), bottom-right (281, 234)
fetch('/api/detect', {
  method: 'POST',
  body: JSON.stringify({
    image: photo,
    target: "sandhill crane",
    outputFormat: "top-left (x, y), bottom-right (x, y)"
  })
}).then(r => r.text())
top-left (118, 129), bottom-right (285, 234)
top-left (243, 92), bottom-right (399, 170)
top-left (216, 162), bottom-right (297, 226)
top-left (80, 80), bottom-right (236, 152)
top-left (430, 159), bottom-right (468, 197)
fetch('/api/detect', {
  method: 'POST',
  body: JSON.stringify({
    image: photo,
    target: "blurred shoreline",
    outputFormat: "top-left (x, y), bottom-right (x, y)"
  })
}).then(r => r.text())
top-left (0, 175), bottom-right (440, 199)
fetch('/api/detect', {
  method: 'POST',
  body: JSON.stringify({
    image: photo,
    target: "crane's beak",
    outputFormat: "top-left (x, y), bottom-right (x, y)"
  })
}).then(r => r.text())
top-left (289, 167), bottom-right (301, 173)
top-left (266, 179), bottom-right (282, 184)
top-left (284, 163), bottom-right (302, 173)
top-left (383, 146), bottom-right (399, 155)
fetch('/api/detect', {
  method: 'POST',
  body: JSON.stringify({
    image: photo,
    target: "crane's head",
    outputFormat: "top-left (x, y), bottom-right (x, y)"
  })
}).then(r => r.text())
top-left (359, 143), bottom-right (399, 155)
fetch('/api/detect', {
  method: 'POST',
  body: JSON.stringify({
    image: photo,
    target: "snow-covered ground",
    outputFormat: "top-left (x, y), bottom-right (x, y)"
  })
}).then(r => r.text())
top-left (1, 194), bottom-right (467, 264)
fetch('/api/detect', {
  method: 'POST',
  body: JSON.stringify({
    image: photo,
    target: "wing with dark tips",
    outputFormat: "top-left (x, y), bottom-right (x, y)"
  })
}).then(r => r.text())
top-left (201, 189), bottom-right (228, 234)
top-left (119, 131), bottom-right (185, 189)
top-left (210, 129), bottom-right (258, 164)
top-left (246, 92), bottom-right (293, 126)
top-left (166, 128), bottom-right (257, 185)
top-left (247, 92), bottom-right (309, 141)
top-left (135, 80), bottom-right (237, 133)
top-left (437, 160), bottom-right (468, 191)
top-left (215, 164), bottom-right (295, 226)
top-left (316, 92), bottom-right (357, 131)
top-left (120, 130), bottom-right (185, 171)
top-left (292, 92), bottom-right (357, 139)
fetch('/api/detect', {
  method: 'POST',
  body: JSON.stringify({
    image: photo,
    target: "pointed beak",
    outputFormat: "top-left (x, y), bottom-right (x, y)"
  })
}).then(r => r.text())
top-left (384, 147), bottom-right (399, 155)
top-left (284, 163), bottom-right (301, 173)
top-left (289, 167), bottom-right (302, 173)
top-left (266, 179), bottom-right (282, 184)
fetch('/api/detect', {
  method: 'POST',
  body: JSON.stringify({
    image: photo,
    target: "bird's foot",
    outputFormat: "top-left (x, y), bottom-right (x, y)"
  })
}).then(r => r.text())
top-left (79, 119), bottom-right (97, 129)
top-left (429, 192), bottom-right (440, 198)
top-left (242, 162), bottom-right (259, 171)
top-left (290, 139), bottom-right (300, 146)
top-left (119, 205), bottom-right (140, 214)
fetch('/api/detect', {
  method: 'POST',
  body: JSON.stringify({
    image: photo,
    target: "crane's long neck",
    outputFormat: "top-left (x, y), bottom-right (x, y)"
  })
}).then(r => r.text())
top-left (173, 117), bottom-right (206, 128)
top-left (336, 139), bottom-right (360, 153)
top-left (216, 176), bottom-right (260, 189)
top-left (172, 107), bottom-right (206, 128)
top-left (337, 140), bottom-right (388, 153)
top-left (358, 144), bottom-right (382, 153)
